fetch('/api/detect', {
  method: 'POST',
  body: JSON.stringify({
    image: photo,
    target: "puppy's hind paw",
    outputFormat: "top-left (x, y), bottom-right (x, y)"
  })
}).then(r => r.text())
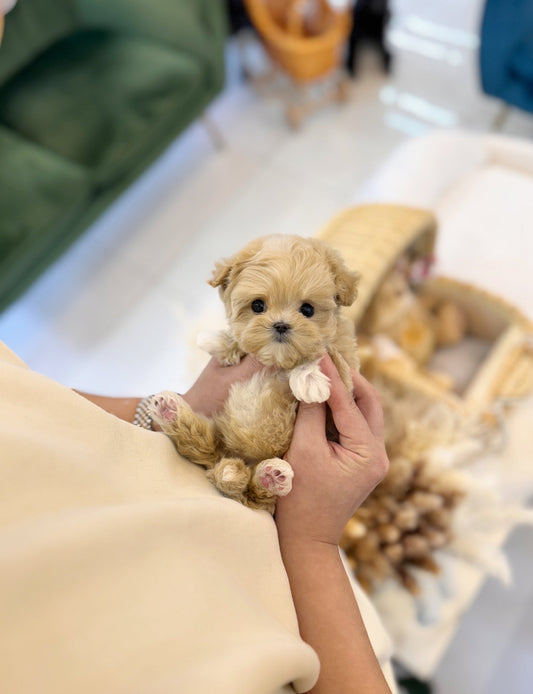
top-left (207, 458), bottom-right (251, 499)
top-left (289, 361), bottom-right (330, 403)
top-left (253, 459), bottom-right (294, 497)
top-left (148, 391), bottom-right (183, 427)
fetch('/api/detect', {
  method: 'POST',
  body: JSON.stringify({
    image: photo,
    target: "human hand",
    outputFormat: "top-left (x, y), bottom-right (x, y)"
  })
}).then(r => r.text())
top-left (181, 355), bottom-right (263, 418)
top-left (275, 354), bottom-right (389, 548)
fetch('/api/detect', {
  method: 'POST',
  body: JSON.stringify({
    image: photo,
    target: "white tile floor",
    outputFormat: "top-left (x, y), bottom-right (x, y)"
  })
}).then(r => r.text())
top-left (1, 0), bottom-right (533, 691)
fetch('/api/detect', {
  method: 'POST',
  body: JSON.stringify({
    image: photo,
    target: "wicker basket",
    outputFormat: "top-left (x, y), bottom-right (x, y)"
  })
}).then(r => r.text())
top-left (244, 0), bottom-right (352, 83)
top-left (317, 204), bottom-right (533, 421)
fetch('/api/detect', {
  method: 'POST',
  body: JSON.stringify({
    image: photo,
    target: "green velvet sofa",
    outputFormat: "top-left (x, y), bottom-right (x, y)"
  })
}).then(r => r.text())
top-left (0, 0), bottom-right (227, 312)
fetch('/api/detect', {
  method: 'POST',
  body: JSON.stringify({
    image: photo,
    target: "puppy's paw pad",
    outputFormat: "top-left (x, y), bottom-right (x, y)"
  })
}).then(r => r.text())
top-left (289, 362), bottom-right (330, 403)
top-left (254, 459), bottom-right (294, 496)
top-left (149, 391), bottom-right (182, 424)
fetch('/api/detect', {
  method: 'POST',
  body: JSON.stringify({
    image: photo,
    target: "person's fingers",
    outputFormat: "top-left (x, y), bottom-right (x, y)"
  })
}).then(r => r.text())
top-left (351, 370), bottom-right (384, 438)
top-left (292, 399), bottom-right (327, 443)
top-left (218, 354), bottom-right (264, 380)
top-left (208, 355), bottom-right (262, 386)
top-left (236, 354), bottom-right (264, 376)
top-left (319, 354), bottom-right (370, 449)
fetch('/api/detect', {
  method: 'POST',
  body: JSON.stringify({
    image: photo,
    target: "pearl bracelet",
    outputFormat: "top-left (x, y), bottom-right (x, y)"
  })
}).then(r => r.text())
top-left (132, 395), bottom-right (155, 430)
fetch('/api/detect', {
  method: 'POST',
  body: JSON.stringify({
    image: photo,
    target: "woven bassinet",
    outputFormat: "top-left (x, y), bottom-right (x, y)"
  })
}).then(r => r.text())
top-left (244, 0), bottom-right (352, 83)
top-left (317, 204), bottom-right (533, 421)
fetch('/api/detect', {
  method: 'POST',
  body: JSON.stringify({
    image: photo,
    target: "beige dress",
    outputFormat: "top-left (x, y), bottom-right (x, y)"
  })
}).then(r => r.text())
top-left (0, 341), bottom-right (396, 694)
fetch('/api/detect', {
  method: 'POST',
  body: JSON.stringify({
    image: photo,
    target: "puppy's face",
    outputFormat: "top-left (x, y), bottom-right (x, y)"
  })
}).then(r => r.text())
top-left (209, 236), bottom-right (359, 369)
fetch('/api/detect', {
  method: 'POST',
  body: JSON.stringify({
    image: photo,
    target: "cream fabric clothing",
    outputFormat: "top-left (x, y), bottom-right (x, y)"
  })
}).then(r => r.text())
top-left (0, 0), bottom-right (18, 14)
top-left (0, 341), bottom-right (395, 694)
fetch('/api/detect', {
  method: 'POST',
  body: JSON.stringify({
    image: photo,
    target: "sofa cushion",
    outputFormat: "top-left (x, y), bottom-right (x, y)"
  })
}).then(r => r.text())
top-left (0, 127), bottom-right (90, 306)
top-left (76, 0), bottom-right (227, 84)
top-left (0, 29), bottom-right (204, 187)
top-left (0, 0), bottom-right (78, 84)
top-left (508, 37), bottom-right (533, 87)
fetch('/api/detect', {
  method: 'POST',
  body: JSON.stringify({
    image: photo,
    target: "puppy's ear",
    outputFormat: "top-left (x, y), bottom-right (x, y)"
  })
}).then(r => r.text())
top-left (321, 242), bottom-right (360, 307)
top-left (208, 258), bottom-right (233, 292)
top-left (208, 239), bottom-right (264, 294)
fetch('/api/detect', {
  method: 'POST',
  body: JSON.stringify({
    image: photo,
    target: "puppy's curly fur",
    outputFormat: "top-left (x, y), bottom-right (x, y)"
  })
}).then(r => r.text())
top-left (150, 235), bottom-right (360, 513)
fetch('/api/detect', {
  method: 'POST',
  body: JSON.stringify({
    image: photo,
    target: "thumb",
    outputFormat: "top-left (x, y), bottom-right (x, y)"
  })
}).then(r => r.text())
top-left (292, 400), bottom-right (327, 439)
top-left (320, 354), bottom-right (370, 450)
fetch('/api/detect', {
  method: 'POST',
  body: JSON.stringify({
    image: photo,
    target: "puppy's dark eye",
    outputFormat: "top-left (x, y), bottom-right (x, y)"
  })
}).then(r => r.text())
top-left (251, 299), bottom-right (266, 313)
top-left (300, 303), bottom-right (314, 318)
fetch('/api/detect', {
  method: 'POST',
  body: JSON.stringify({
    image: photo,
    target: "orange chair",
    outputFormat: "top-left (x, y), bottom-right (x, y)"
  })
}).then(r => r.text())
top-left (244, 0), bottom-right (352, 126)
top-left (245, 0), bottom-right (351, 82)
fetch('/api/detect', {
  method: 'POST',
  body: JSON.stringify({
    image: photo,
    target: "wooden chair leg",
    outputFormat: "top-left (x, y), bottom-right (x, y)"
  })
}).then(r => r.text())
top-left (201, 114), bottom-right (226, 150)
top-left (491, 103), bottom-right (510, 131)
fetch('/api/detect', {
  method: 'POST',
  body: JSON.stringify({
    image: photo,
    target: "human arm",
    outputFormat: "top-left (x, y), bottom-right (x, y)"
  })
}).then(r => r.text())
top-left (275, 354), bottom-right (391, 694)
top-left (75, 355), bottom-right (263, 424)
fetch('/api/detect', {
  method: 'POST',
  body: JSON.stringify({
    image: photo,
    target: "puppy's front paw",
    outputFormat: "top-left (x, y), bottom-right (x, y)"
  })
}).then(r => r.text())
top-left (289, 361), bottom-right (330, 403)
top-left (253, 459), bottom-right (294, 497)
top-left (148, 390), bottom-right (182, 426)
top-left (197, 331), bottom-right (224, 356)
top-left (196, 330), bottom-right (242, 366)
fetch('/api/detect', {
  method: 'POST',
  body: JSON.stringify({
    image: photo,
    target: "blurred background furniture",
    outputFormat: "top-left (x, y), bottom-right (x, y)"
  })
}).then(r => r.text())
top-left (345, 0), bottom-right (392, 77)
top-left (479, 0), bottom-right (533, 125)
top-left (0, 0), bottom-right (227, 313)
top-left (353, 128), bottom-right (533, 682)
top-left (243, 0), bottom-right (352, 128)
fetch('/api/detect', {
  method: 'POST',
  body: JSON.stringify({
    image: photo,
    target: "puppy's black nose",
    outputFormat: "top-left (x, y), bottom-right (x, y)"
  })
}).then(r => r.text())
top-left (273, 321), bottom-right (291, 334)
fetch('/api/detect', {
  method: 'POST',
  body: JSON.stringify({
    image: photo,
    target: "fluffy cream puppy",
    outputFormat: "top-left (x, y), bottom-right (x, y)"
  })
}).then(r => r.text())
top-left (150, 234), bottom-right (360, 513)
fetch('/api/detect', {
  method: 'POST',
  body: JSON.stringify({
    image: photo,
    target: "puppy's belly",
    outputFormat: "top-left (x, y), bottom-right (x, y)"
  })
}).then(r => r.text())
top-left (214, 371), bottom-right (297, 463)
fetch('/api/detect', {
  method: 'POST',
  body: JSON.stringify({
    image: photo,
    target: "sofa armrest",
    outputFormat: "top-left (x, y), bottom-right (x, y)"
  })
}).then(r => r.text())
top-left (75, 0), bottom-right (227, 81)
